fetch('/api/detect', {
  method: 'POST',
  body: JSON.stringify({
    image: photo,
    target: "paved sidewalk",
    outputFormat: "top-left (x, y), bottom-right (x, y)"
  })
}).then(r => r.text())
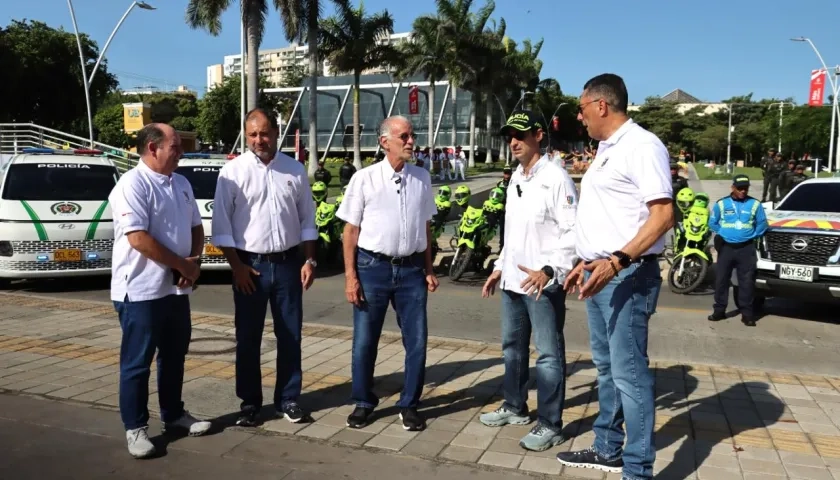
top-left (0, 293), bottom-right (839, 480)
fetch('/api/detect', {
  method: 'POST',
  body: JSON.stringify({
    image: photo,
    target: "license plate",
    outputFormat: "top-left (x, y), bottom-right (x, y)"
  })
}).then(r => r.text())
top-left (204, 244), bottom-right (224, 256)
top-left (54, 249), bottom-right (82, 262)
top-left (778, 264), bottom-right (815, 282)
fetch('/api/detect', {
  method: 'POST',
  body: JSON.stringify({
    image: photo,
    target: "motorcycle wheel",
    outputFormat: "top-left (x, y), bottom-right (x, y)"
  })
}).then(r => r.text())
top-left (449, 245), bottom-right (473, 281)
top-left (668, 254), bottom-right (708, 294)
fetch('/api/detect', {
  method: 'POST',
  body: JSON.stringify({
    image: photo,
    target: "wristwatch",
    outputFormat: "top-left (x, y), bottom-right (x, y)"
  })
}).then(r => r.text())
top-left (612, 250), bottom-right (631, 268)
top-left (541, 266), bottom-right (555, 279)
top-left (305, 258), bottom-right (318, 268)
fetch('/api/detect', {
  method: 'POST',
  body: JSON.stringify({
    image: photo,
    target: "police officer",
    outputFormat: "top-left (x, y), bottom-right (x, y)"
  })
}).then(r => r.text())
top-left (777, 159), bottom-right (797, 199)
top-left (761, 151), bottom-right (785, 202)
top-left (313, 160), bottom-right (332, 185)
top-left (671, 163), bottom-right (688, 196)
top-left (789, 164), bottom-right (809, 192)
top-left (708, 174), bottom-right (768, 327)
top-left (339, 154), bottom-right (356, 187)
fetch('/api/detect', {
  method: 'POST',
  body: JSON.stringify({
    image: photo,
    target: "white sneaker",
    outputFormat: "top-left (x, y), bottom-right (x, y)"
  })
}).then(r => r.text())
top-left (126, 427), bottom-right (156, 459)
top-left (163, 410), bottom-right (212, 436)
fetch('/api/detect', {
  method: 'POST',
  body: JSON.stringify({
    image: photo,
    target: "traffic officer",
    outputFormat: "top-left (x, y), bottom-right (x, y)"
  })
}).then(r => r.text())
top-left (708, 174), bottom-right (768, 327)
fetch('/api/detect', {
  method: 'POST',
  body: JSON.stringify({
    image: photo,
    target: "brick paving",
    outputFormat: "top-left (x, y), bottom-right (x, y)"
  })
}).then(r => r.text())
top-left (0, 293), bottom-right (838, 479)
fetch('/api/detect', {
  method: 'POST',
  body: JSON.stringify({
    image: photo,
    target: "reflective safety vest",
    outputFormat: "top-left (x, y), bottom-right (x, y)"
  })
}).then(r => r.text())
top-left (716, 197), bottom-right (760, 230)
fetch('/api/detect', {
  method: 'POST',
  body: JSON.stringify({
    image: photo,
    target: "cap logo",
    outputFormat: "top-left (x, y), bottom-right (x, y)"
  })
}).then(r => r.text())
top-left (508, 113), bottom-right (530, 123)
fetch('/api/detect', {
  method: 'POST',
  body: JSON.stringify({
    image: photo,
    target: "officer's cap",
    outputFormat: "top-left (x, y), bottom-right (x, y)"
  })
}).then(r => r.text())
top-left (732, 174), bottom-right (750, 187)
top-left (795, 164), bottom-right (806, 170)
top-left (499, 110), bottom-right (544, 136)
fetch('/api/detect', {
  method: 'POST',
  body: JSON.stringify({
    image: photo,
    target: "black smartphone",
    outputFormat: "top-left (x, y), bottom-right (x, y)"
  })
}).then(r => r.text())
top-left (172, 269), bottom-right (181, 285)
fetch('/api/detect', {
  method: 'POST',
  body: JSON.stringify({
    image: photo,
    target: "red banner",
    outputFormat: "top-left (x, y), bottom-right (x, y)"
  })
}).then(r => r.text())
top-left (809, 69), bottom-right (827, 106)
top-left (408, 86), bottom-right (419, 115)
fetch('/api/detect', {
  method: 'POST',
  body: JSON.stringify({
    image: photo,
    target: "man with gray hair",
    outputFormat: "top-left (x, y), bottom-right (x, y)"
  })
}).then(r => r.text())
top-left (337, 115), bottom-right (439, 432)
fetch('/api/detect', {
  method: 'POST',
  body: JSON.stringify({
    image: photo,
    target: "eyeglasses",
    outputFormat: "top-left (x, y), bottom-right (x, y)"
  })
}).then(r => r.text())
top-left (578, 98), bottom-right (603, 114)
top-left (397, 132), bottom-right (417, 143)
top-left (504, 130), bottom-right (531, 143)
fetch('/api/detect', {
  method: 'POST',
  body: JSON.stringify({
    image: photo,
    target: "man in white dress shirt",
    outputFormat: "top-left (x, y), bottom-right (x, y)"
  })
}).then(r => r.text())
top-left (110, 123), bottom-right (212, 458)
top-left (557, 74), bottom-right (673, 480)
top-left (479, 110), bottom-right (577, 452)
top-left (337, 115), bottom-right (439, 432)
top-left (211, 108), bottom-right (318, 427)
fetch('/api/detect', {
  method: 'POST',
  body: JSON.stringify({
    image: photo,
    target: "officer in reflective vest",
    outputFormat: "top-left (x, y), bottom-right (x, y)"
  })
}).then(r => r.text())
top-left (708, 174), bottom-right (768, 326)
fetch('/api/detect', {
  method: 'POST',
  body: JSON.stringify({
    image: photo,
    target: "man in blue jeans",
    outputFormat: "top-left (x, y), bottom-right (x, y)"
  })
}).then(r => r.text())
top-left (559, 74), bottom-right (674, 480)
top-left (337, 115), bottom-right (439, 431)
top-left (110, 123), bottom-right (212, 458)
top-left (479, 110), bottom-right (578, 451)
top-left (212, 108), bottom-right (318, 427)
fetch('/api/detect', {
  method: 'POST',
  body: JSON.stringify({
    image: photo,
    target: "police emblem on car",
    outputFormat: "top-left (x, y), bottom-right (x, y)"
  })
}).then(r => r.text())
top-left (50, 201), bottom-right (82, 216)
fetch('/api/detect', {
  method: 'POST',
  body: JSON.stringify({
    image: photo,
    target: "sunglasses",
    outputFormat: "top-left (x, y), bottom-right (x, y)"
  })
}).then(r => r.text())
top-left (504, 129), bottom-right (532, 143)
top-left (397, 132), bottom-right (417, 143)
top-left (578, 98), bottom-right (602, 114)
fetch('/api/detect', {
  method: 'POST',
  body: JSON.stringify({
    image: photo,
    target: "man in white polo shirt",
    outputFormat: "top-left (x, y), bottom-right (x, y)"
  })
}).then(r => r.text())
top-left (478, 110), bottom-right (577, 452)
top-left (110, 123), bottom-right (212, 459)
top-left (337, 115), bottom-right (439, 432)
top-left (557, 74), bottom-right (673, 480)
top-left (212, 108), bottom-right (318, 428)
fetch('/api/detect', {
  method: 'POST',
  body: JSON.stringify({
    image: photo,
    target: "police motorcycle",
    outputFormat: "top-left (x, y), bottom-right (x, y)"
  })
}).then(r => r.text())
top-left (311, 182), bottom-right (343, 265)
top-left (668, 192), bottom-right (713, 294)
top-left (449, 187), bottom-right (505, 281)
top-left (431, 186), bottom-right (453, 261)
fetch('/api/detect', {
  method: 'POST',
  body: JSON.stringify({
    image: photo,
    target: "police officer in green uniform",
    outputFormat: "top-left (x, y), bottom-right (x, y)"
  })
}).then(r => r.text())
top-left (708, 175), bottom-right (768, 326)
top-left (788, 164), bottom-right (809, 192)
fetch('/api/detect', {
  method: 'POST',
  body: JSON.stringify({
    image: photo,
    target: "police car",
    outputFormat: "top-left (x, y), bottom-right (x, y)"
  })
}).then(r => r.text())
top-left (175, 153), bottom-right (230, 270)
top-left (0, 148), bottom-right (120, 284)
top-left (756, 178), bottom-right (840, 303)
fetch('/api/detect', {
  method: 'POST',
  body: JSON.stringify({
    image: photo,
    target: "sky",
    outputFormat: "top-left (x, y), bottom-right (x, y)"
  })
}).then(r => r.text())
top-left (4, 0), bottom-right (840, 104)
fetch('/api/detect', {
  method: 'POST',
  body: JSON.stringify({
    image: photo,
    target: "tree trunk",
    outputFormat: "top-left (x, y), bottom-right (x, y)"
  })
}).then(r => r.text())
top-left (428, 79), bottom-right (435, 150)
top-left (485, 94), bottom-right (493, 164)
top-left (468, 92), bottom-right (476, 167)
top-left (306, 6), bottom-right (319, 176)
top-left (352, 71), bottom-right (362, 170)
top-left (450, 82), bottom-right (457, 147)
top-left (246, 21), bottom-right (259, 111)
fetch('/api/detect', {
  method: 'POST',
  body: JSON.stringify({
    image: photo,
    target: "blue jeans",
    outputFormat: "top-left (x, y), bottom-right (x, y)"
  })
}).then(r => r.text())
top-left (233, 251), bottom-right (303, 412)
top-left (500, 284), bottom-right (566, 430)
top-left (585, 260), bottom-right (661, 480)
top-left (115, 294), bottom-right (191, 430)
top-left (351, 249), bottom-right (428, 409)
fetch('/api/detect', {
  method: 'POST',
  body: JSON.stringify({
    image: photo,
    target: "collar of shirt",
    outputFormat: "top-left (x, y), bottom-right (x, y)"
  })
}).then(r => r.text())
top-left (137, 159), bottom-right (171, 185)
top-left (600, 118), bottom-right (636, 147)
top-left (515, 154), bottom-right (549, 182)
top-left (380, 158), bottom-right (407, 180)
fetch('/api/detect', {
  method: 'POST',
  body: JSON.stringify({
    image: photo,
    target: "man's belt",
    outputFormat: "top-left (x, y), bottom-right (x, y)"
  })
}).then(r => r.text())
top-left (237, 246), bottom-right (299, 263)
top-left (358, 247), bottom-right (424, 265)
top-left (583, 254), bottom-right (658, 266)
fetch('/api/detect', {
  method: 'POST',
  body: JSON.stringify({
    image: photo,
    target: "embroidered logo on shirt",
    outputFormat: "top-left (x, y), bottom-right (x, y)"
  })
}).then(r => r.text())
top-left (287, 180), bottom-right (293, 186)
top-left (566, 195), bottom-right (575, 205)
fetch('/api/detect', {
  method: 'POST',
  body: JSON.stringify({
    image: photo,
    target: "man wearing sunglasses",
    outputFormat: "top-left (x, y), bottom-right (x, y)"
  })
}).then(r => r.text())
top-left (337, 115), bottom-right (439, 432)
top-left (707, 174), bottom-right (768, 327)
top-left (479, 109), bottom-right (577, 452)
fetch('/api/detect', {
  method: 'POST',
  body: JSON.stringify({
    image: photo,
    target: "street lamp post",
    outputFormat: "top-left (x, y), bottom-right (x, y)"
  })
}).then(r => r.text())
top-left (726, 103), bottom-right (733, 172)
top-left (767, 102), bottom-right (792, 153)
top-left (67, 0), bottom-right (155, 147)
top-left (791, 37), bottom-right (840, 173)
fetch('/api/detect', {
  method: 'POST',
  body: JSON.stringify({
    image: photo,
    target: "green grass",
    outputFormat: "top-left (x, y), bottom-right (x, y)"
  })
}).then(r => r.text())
top-left (694, 165), bottom-right (764, 180)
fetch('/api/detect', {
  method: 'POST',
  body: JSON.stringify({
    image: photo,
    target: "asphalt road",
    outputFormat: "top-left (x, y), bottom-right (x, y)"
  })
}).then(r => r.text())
top-left (5, 267), bottom-right (840, 376)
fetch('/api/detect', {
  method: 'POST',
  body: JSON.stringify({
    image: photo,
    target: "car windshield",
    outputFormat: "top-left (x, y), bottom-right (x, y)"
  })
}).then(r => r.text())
top-left (1, 163), bottom-right (119, 201)
top-left (777, 183), bottom-right (840, 213)
top-left (175, 166), bottom-right (221, 200)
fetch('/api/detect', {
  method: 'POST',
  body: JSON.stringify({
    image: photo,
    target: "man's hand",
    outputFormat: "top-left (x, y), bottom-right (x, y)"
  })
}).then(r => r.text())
top-left (176, 256), bottom-right (201, 289)
top-left (345, 274), bottom-right (365, 307)
top-left (482, 270), bottom-right (501, 298)
top-left (426, 274), bottom-right (439, 292)
top-left (518, 265), bottom-right (551, 300)
top-left (578, 258), bottom-right (619, 299)
top-left (177, 256), bottom-right (201, 285)
top-left (301, 261), bottom-right (314, 290)
top-left (563, 261), bottom-right (586, 294)
top-left (232, 262), bottom-right (260, 294)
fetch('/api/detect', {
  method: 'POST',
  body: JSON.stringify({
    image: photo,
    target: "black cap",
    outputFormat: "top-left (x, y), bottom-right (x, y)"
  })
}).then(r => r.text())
top-left (795, 164), bottom-right (805, 170)
top-left (499, 110), bottom-right (544, 136)
top-left (503, 166), bottom-right (512, 174)
top-left (733, 174), bottom-right (750, 187)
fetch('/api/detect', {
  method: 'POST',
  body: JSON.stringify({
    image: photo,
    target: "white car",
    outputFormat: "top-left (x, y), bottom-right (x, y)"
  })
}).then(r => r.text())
top-left (175, 154), bottom-right (230, 270)
top-left (756, 177), bottom-right (840, 303)
top-left (0, 148), bottom-right (120, 285)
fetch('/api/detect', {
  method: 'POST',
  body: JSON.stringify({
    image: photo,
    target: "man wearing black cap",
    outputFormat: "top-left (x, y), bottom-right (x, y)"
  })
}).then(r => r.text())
top-left (480, 109), bottom-right (577, 452)
top-left (708, 174), bottom-right (768, 327)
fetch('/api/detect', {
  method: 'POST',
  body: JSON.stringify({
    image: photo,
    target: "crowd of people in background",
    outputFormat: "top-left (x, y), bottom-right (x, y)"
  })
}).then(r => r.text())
top-left (760, 147), bottom-right (809, 202)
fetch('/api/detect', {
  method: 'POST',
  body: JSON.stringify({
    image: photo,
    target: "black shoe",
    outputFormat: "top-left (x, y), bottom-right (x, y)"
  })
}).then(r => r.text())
top-left (280, 402), bottom-right (308, 423)
top-left (741, 315), bottom-right (757, 327)
top-left (235, 408), bottom-right (259, 427)
top-left (556, 448), bottom-right (623, 474)
top-left (399, 407), bottom-right (426, 431)
top-left (707, 311), bottom-right (725, 322)
top-left (346, 406), bottom-right (374, 429)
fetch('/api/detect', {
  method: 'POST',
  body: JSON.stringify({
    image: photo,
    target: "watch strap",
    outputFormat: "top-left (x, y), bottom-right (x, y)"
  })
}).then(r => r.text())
top-left (612, 250), bottom-right (631, 268)
top-left (541, 266), bottom-right (555, 278)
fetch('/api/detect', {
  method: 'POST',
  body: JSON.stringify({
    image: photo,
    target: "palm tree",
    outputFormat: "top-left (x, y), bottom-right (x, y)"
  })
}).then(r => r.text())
top-left (185, 0), bottom-right (321, 174)
top-left (319, 0), bottom-right (399, 169)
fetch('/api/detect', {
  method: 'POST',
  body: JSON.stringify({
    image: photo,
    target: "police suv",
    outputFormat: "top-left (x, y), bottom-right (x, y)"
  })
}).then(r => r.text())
top-left (756, 177), bottom-right (840, 303)
top-left (175, 154), bottom-right (229, 270)
top-left (0, 148), bottom-right (120, 285)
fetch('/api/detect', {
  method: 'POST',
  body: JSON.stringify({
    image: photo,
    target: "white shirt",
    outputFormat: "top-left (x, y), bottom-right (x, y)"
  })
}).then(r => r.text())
top-left (575, 119), bottom-right (672, 262)
top-left (452, 151), bottom-right (465, 163)
top-left (493, 156), bottom-right (578, 294)
top-left (110, 161), bottom-right (201, 302)
top-left (337, 160), bottom-right (436, 257)
top-left (211, 150), bottom-right (317, 254)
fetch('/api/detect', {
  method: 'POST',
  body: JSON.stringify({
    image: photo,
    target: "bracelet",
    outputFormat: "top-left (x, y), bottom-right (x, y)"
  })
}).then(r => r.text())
top-left (608, 258), bottom-right (619, 275)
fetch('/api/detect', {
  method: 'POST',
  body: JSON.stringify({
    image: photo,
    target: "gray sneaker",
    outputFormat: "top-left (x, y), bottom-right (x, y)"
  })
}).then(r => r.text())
top-left (519, 423), bottom-right (566, 451)
top-left (479, 406), bottom-right (531, 427)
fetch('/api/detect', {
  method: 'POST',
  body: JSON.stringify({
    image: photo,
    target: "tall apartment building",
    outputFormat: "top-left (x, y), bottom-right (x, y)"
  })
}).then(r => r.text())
top-left (206, 32), bottom-right (411, 91)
